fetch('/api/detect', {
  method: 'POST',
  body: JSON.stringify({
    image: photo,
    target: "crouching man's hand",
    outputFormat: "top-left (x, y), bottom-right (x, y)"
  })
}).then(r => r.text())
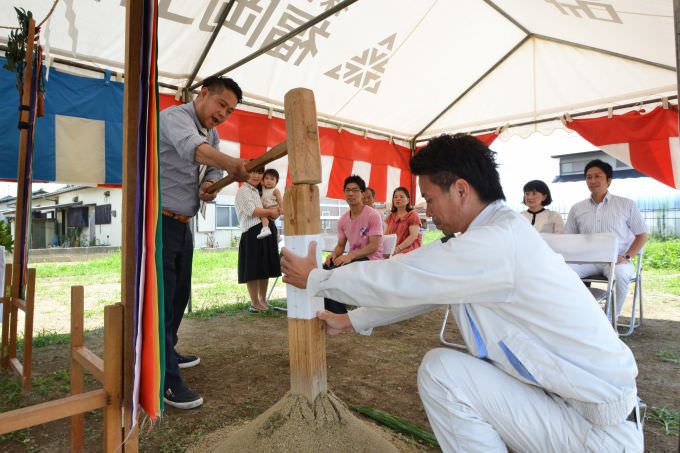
top-left (317, 311), bottom-right (354, 335)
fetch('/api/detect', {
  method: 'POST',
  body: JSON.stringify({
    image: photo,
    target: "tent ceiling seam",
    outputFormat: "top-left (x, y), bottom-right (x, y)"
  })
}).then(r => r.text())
top-left (188, 0), bottom-right (358, 90)
top-left (481, 0), bottom-right (531, 35)
top-left (411, 34), bottom-right (531, 145)
top-left (416, 94), bottom-right (679, 143)
top-left (184, 0), bottom-right (236, 94)
top-left (330, 0), bottom-right (439, 119)
top-left (534, 34), bottom-right (676, 72)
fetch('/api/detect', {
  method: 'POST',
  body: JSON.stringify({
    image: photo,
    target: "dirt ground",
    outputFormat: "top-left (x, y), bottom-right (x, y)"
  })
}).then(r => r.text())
top-left (1, 306), bottom-right (679, 452)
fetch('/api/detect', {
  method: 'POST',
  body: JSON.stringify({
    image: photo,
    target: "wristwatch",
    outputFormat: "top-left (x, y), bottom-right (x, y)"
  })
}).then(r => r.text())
top-left (624, 254), bottom-right (631, 260)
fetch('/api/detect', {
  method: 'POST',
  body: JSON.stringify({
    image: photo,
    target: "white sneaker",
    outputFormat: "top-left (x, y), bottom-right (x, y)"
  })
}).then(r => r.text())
top-left (257, 226), bottom-right (272, 239)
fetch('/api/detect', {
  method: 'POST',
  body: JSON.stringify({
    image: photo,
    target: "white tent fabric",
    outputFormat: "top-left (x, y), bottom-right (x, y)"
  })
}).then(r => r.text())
top-left (0, 0), bottom-right (676, 140)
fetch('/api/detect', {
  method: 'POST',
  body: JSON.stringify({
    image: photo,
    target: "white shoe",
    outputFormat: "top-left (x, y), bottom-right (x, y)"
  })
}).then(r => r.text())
top-left (257, 226), bottom-right (272, 239)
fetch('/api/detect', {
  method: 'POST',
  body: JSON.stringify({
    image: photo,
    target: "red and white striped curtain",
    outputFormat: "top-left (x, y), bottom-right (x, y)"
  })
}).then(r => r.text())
top-left (566, 106), bottom-right (680, 189)
top-left (160, 94), bottom-right (412, 202)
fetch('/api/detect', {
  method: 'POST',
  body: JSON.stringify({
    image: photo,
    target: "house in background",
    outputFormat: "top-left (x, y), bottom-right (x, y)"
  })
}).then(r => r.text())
top-left (0, 184), bottom-right (359, 250)
top-left (0, 185), bottom-right (121, 248)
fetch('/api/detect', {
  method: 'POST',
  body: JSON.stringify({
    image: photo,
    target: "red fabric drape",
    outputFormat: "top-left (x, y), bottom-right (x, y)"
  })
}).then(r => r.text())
top-left (567, 106), bottom-right (680, 189)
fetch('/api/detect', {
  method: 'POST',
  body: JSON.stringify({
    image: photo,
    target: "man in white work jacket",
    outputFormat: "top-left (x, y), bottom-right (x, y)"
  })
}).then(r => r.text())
top-left (281, 134), bottom-right (643, 453)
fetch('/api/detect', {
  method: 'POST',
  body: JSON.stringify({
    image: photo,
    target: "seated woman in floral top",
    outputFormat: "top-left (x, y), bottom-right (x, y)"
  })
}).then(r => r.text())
top-left (384, 186), bottom-right (422, 255)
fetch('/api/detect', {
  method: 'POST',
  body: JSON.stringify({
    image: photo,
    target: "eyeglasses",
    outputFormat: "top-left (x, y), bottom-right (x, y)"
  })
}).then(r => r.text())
top-left (344, 188), bottom-right (362, 194)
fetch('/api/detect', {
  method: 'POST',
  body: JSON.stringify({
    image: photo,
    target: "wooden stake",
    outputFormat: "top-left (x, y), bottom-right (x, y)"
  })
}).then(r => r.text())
top-left (1, 264), bottom-right (11, 368)
top-left (284, 88), bottom-right (326, 403)
top-left (284, 88), bottom-right (322, 184)
top-left (121, 0), bottom-right (144, 448)
top-left (70, 286), bottom-right (85, 453)
top-left (283, 185), bottom-right (321, 236)
top-left (103, 303), bottom-right (123, 452)
top-left (21, 268), bottom-right (35, 390)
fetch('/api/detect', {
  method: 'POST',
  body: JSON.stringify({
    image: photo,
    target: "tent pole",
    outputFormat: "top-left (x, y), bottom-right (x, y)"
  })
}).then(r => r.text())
top-left (673, 2), bottom-right (680, 452)
top-left (183, 0), bottom-right (236, 95)
top-left (121, 0), bottom-right (144, 449)
top-left (189, 0), bottom-right (358, 90)
top-left (413, 94), bottom-right (679, 144)
top-left (535, 34), bottom-right (675, 72)
top-left (411, 35), bottom-right (530, 143)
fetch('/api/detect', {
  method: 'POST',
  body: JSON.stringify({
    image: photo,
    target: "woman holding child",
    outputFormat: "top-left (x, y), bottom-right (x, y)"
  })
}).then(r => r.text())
top-left (235, 166), bottom-right (282, 312)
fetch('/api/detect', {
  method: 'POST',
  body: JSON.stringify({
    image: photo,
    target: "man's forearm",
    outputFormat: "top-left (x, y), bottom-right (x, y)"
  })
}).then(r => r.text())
top-left (195, 143), bottom-right (238, 172)
top-left (627, 233), bottom-right (648, 256)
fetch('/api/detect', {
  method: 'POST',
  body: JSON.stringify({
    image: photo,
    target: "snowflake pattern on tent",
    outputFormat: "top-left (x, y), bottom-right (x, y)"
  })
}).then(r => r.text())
top-left (324, 33), bottom-right (395, 94)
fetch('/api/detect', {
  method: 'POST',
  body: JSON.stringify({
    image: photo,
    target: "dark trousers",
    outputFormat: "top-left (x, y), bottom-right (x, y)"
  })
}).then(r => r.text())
top-left (162, 216), bottom-right (194, 389)
top-left (323, 256), bottom-right (369, 314)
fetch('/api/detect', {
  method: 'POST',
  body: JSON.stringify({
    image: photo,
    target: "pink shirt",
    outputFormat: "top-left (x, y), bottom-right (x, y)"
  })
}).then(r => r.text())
top-left (337, 206), bottom-right (384, 260)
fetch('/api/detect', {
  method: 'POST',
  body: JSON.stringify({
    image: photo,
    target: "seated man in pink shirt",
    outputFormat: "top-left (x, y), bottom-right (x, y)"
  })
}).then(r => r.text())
top-left (324, 175), bottom-right (384, 313)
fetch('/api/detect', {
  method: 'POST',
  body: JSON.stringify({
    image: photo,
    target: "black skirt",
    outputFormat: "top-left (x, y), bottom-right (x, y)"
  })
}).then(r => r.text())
top-left (237, 222), bottom-right (281, 283)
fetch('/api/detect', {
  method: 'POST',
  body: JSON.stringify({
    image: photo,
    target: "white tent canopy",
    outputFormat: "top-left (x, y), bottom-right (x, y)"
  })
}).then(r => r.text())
top-left (1, 0), bottom-right (676, 141)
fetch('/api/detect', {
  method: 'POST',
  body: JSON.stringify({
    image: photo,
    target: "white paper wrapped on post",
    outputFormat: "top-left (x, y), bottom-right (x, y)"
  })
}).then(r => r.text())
top-left (284, 235), bottom-right (323, 320)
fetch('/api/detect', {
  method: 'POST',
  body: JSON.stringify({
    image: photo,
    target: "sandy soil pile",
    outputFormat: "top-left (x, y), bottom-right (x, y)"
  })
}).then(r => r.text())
top-left (189, 391), bottom-right (400, 453)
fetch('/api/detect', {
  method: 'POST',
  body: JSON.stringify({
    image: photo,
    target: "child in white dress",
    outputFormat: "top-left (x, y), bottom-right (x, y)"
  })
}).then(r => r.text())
top-left (257, 168), bottom-right (283, 239)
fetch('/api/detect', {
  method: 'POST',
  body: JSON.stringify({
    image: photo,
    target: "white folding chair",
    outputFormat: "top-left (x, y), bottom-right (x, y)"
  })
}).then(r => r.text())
top-left (266, 234), bottom-right (286, 307)
top-left (618, 248), bottom-right (644, 337)
top-left (541, 233), bottom-right (619, 329)
top-left (438, 305), bottom-right (467, 351)
top-left (382, 233), bottom-right (397, 258)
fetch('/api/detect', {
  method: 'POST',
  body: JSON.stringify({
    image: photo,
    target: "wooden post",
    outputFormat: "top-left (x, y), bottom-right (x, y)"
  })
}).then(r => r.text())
top-left (1, 264), bottom-right (11, 368)
top-left (285, 89), bottom-right (323, 185)
top-left (70, 286), bottom-right (85, 453)
top-left (7, 17), bottom-right (36, 382)
top-left (10, 18), bottom-right (35, 304)
top-left (21, 268), bottom-right (35, 390)
top-left (121, 0), bottom-right (144, 448)
top-left (284, 88), bottom-right (326, 403)
top-left (103, 303), bottom-right (123, 452)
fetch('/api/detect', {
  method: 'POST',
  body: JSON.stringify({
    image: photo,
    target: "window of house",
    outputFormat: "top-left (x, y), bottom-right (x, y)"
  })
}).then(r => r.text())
top-left (95, 204), bottom-right (112, 225)
top-left (67, 206), bottom-right (89, 227)
top-left (216, 205), bottom-right (239, 229)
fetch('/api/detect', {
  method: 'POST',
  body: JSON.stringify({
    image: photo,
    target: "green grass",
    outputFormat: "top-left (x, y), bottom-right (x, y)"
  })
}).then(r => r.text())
top-left (642, 269), bottom-right (680, 297)
top-left (644, 240), bottom-right (680, 271)
top-left (34, 252), bottom-right (121, 277)
top-left (657, 351), bottom-right (680, 365)
top-left (422, 230), bottom-right (444, 244)
top-left (646, 406), bottom-right (680, 436)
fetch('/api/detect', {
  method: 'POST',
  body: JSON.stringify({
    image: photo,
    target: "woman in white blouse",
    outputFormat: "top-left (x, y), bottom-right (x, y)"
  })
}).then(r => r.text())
top-left (235, 167), bottom-right (282, 312)
top-left (521, 180), bottom-right (564, 234)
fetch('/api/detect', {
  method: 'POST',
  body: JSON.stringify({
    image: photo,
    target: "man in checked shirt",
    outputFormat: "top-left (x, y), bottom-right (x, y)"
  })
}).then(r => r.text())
top-left (159, 76), bottom-right (248, 409)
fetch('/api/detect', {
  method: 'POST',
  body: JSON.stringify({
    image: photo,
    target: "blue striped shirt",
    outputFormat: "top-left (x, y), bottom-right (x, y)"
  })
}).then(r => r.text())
top-left (565, 193), bottom-right (647, 255)
top-left (160, 102), bottom-right (223, 216)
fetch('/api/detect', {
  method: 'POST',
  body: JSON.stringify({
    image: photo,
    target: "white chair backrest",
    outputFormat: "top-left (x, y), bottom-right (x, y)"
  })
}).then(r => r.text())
top-left (382, 233), bottom-right (397, 257)
top-left (321, 233), bottom-right (341, 253)
top-left (541, 233), bottom-right (618, 265)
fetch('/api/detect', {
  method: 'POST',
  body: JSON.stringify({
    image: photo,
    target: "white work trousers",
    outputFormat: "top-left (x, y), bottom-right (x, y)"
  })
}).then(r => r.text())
top-left (417, 348), bottom-right (643, 453)
top-left (571, 261), bottom-right (634, 318)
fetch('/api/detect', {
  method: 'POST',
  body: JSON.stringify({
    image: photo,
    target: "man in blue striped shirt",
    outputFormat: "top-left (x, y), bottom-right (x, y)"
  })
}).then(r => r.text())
top-left (565, 159), bottom-right (647, 320)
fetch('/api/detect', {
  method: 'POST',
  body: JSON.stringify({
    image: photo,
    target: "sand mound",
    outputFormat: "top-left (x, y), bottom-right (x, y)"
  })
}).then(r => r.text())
top-left (189, 391), bottom-right (400, 453)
